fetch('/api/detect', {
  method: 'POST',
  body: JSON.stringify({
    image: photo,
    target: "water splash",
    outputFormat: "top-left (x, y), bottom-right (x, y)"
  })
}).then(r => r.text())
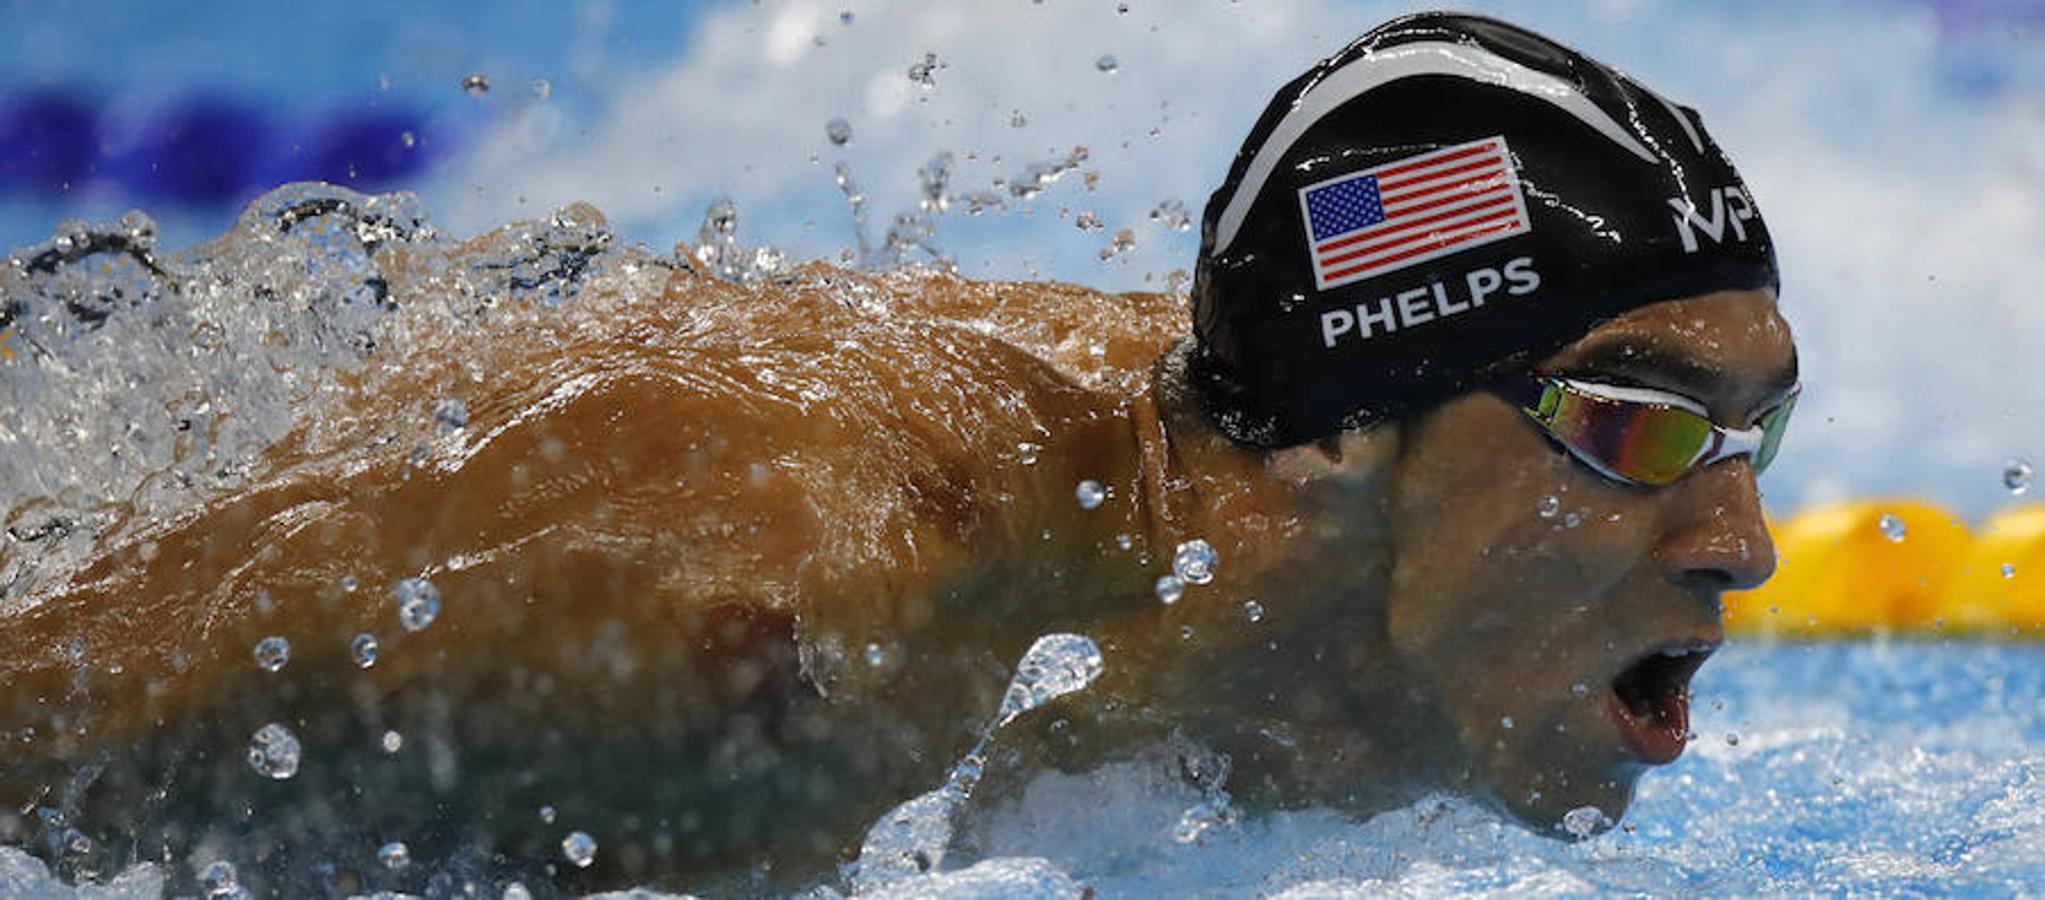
top-left (847, 632), bottom-right (1103, 893)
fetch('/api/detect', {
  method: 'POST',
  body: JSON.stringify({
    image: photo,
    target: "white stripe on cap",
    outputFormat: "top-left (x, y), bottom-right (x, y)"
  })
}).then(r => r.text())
top-left (1645, 88), bottom-right (1705, 154)
top-left (1213, 40), bottom-right (1659, 256)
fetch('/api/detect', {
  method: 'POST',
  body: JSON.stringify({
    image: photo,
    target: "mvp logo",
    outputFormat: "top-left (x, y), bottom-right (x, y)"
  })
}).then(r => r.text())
top-left (1667, 185), bottom-right (1756, 253)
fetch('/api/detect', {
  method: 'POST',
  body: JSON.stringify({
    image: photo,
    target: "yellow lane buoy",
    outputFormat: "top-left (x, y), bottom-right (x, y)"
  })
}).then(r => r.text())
top-left (1724, 498), bottom-right (1970, 636)
top-left (1939, 503), bottom-right (2045, 637)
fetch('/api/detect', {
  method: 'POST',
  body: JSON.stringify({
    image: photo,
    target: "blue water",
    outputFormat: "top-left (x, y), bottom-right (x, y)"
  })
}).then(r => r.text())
top-left (5, 640), bottom-right (2037, 897)
top-left (867, 641), bottom-right (2045, 897)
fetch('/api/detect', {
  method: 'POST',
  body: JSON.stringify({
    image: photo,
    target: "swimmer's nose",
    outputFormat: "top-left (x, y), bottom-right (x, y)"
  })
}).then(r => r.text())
top-left (1663, 457), bottom-right (1777, 593)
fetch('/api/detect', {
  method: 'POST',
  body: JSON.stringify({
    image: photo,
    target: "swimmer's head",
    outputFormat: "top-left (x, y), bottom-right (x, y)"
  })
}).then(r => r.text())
top-left (1189, 11), bottom-right (1777, 449)
top-left (1165, 13), bottom-right (1797, 836)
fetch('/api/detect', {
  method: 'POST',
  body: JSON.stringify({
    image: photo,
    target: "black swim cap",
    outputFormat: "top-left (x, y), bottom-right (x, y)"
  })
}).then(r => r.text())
top-left (1191, 12), bottom-right (1778, 448)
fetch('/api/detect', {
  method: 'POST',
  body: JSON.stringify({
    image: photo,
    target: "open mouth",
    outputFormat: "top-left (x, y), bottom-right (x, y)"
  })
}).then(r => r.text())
top-left (1606, 640), bottom-right (1718, 764)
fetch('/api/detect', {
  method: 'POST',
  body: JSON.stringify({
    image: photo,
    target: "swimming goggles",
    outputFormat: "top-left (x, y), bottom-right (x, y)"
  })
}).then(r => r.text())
top-left (1494, 374), bottom-right (1798, 487)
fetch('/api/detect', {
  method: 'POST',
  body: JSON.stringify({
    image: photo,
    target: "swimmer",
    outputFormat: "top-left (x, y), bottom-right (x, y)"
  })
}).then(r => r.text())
top-left (0, 12), bottom-right (1794, 893)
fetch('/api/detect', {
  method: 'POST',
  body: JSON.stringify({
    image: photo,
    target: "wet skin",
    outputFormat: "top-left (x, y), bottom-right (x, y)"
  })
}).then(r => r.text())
top-left (0, 251), bottom-right (1792, 889)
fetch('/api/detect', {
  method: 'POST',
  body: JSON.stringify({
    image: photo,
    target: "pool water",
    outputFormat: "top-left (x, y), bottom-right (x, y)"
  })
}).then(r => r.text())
top-left (1, 641), bottom-right (2037, 897)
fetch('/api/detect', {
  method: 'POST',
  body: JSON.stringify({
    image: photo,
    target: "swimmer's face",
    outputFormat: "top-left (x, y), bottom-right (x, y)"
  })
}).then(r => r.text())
top-left (1380, 288), bottom-right (1795, 832)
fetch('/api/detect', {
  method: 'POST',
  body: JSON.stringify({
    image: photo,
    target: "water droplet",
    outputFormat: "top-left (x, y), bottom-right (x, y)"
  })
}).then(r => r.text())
top-left (1098, 227), bottom-right (1136, 261)
top-left (1560, 805), bottom-right (1607, 839)
top-left (1154, 573), bottom-right (1185, 605)
top-left (1148, 198), bottom-right (1191, 231)
top-left (908, 52), bottom-right (939, 90)
top-left (1878, 513), bottom-right (1907, 542)
top-left (825, 117), bottom-right (853, 146)
top-left (378, 841), bottom-right (411, 870)
top-left (530, 77), bottom-right (552, 101)
top-left (200, 860), bottom-right (240, 898)
top-left (1016, 441), bottom-right (1042, 465)
top-left (502, 883), bottom-right (532, 900)
top-left (2003, 562), bottom-right (2017, 579)
top-left (351, 633), bottom-right (379, 668)
top-left (1242, 600), bottom-right (1264, 623)
top-left (461, 73), bottom-right (491, 96)
top-left (1725, 731), bottom-right (1741, 746)
top-left (2005, 458), bottom-right (2033, 495)
top-left (1172, 539), bottom-right (1217, 585)
top-left (1501, 716), bottom-right (1515, 729)
top-left (400, 131), bottom-right (417, 148)
top-left (1095, 54), bottom-right (1119, 73)
top-left (1538, 495), bottom-right (1560, 518)
top-left (252, 636), bottom-right (290, 672)
top-left (247, 723), bottom-right (301, 779)
top-left (1075, 479), bottom-right (1106, 510)
top-left (562, 830), bottom-right (598, 868)
top-left (393, 577), bottom-right (442, 631)
top-left (540, 804), bottom-right (558, 824)
top-left (865, 642), bottom-right (886, 666)
top-left (995, 633), bottom-right (1105, 728)
top-left (381, 730), bottom-right (403, 754)
top-left (433, 398), bottom-right (469, 433)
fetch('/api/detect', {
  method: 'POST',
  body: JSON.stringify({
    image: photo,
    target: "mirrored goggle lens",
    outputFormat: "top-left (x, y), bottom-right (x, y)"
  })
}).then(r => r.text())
top-left (1751, 391), bottom-right (1798, 474)
top-left (1536, 386), bottom-right (1713, 486)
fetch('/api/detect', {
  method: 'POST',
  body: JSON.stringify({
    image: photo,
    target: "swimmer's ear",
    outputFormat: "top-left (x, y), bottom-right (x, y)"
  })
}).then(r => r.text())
top-left (1266, 423), bottom-right (1401, 485)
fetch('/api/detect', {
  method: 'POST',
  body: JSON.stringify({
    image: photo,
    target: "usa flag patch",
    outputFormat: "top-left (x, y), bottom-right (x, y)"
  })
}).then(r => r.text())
top-left (1298, 136), bottom-right (1531, 291)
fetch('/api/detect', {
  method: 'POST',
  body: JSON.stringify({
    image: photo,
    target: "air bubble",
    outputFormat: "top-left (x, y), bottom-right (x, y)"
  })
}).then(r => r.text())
top-left (1243, 600), bottom-right (1264, 623)
top-left (351, 633), bottom-right (379, 668)
top-left (461, 73), bottom-right (491, 96)
top-left (1016, 441), bottom-right (1042, 465)
top-left (1075, 479), bottom-right (1106, 510)
top-left (252, 636), bottom-right (290, 672)
top-left (1538, 495), bottom-right (1560, 518)
top-left (562, 830), bottom-right (598, 868)
top-left (381, 730), bottom-right (403, 754)
top-left (2005, 458), bottom-right (2033, 495)
top-left (393, 577), bottom-right (442, 631)
top-left (378, 841), bottom-right (411, 870)
top-left (530, 77), bottom-right (552, 101)
top-left (1074, 211), bottom-right (1104, 231)
top-left (825, 117), bottom-right (853, 146)
top-left (1095, 54), bottom-right (1119, 73)
top-left (1878, 513), bottom-right (1907, 542)
top-left (247, 723), bottom-right (301, 779)
top-left (865, 642), bottom-right (886, 666)
top-left (1173, 539), bottom-right (1217, 585)
top-left (503, 883), bottom-right (533, 900)
top-left (540, 804), bottom-right (558, 824)
top-left (2003, 562), bottom-right (2017, 579)
top-left (1154, 574), bottom-right (1185, 605)
top-left (1726, 731), bottom-right (1742, 746)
